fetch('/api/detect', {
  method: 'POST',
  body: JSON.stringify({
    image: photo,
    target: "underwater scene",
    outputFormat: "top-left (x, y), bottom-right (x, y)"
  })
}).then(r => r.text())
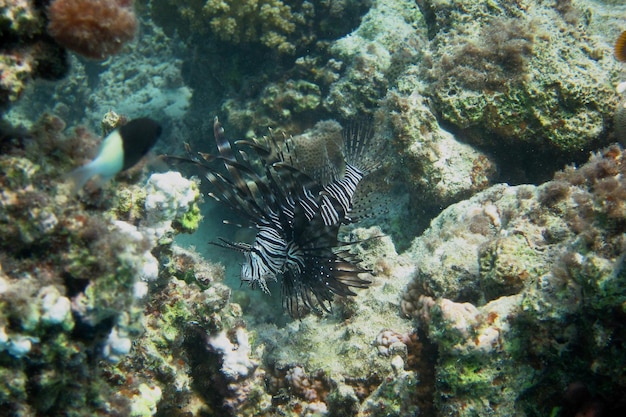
top-left (1, 0), bottom-right (626, 416)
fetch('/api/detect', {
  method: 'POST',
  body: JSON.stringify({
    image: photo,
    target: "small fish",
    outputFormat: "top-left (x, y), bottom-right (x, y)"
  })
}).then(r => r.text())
top-left (66, 117), bottom-right (161, 193)
top-left (615, 30), bottom-right (626, 62)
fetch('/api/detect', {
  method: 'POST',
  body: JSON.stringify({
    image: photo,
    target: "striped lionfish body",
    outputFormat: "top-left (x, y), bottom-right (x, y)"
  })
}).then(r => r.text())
top-left (170, 117), bottom-right (379, 317)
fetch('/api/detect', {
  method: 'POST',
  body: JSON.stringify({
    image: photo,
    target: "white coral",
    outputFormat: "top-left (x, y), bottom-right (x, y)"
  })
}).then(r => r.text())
top-left (208, 327), bottom-right (257, 381)
top-left (143, 171), bottom-right (199, 243)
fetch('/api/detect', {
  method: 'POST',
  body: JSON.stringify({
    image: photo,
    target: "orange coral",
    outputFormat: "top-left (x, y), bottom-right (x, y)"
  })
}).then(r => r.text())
top-left (46, 0), bottom-right (137, 60)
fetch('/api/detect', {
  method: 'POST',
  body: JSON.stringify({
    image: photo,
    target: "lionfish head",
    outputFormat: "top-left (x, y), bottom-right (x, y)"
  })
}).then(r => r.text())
top-left (239, 225), bottom-right (289, 293)
top-left (240, 249), bottom-right (275, 294)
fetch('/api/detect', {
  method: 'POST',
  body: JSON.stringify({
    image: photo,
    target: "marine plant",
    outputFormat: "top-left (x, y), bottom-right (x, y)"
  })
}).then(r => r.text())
top-left (166, 117), bottom-right (382, 317)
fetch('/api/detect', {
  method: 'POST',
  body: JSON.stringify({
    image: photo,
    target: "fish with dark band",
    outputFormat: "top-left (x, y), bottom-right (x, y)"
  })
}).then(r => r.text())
top-left (66, 117), bottom-right (162, 193)
top-left (165, 117), bottom-right (381, 317)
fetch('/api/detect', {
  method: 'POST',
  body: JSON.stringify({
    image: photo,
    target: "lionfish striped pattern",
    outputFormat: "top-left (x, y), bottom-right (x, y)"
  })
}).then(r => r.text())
top-left (168, 117), bottom-right (379, 317)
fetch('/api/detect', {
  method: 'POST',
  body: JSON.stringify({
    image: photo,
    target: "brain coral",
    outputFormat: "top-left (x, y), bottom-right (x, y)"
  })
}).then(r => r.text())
top-left (46, 0), bottom-right (138, 60)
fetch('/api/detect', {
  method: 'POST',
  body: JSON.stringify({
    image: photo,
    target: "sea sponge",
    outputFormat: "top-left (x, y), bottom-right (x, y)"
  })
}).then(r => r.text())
top-left (46, 0), bottom-right (138, 60)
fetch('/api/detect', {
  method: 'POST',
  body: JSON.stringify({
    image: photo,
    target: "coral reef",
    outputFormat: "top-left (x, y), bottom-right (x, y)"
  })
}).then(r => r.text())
top-left (143, 0), bottom-right (371, 141)
top-left (5, 1), bottom-right (626, 416)
top-left (381, 86), bottom-right (497, 243)
top-left (401, 145), bottom-right (626, 416)
top-left (79, 21), bottom-right (191, 129)
top-left (150, 0), bottom-right (369, 54)
top-left (214, 0), bottom-right (499, 247)
top-left (0, 113), bottom-right (214, 415)
top-left (113, 256), bottom-right (240, 416)
top-left (615, 81), bottom-right (626, 145)
top-left (1, 0), bottom-right (140, 112)
top-left (323, 0), bottom-right (424, 119)
top-left (202, 0), bottom-right (298, 54)
top-left (47, 0), bottom-right (138, 60)
top-left (223, 78), bottom-right (325, 135)
top-left (236, 227), bottom-right (436, 417)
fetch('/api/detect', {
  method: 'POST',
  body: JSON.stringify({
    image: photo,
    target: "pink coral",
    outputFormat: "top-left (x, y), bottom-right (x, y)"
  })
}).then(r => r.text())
top-left (46, 0), bottom-right (137, 60)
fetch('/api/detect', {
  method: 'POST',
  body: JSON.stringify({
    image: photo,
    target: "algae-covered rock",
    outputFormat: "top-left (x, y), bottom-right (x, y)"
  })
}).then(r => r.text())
top-left (401, 145), bottom-right (626, 416)
top-left (324, 0), bottom-right (425, 119)
top-left (381, 87), bottom-right (497, 242)
top-left (420, 0), bottom-right (622, 153)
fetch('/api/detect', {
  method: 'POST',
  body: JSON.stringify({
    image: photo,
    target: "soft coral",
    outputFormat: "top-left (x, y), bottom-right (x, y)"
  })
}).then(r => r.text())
top-left (46, 0), bottom-right (137, 60)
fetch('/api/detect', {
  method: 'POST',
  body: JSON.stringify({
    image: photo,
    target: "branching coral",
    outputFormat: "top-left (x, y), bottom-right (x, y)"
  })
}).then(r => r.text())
top-left (46, 0), bottom-right (138, 60)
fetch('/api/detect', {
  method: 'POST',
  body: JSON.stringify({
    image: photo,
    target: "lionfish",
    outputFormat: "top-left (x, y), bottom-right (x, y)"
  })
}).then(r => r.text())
top-left (167, 117), bottom-right (381, 317)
